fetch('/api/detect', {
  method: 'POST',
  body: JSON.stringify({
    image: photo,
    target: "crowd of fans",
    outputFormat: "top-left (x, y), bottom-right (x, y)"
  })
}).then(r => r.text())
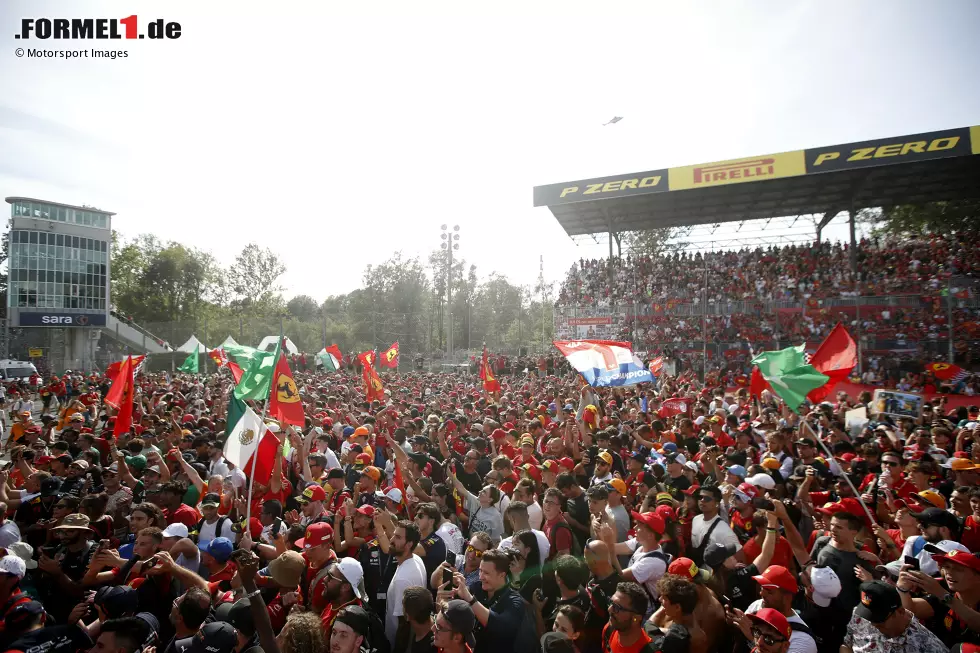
top-left (0, 357), bottom-right (978, 653)
top-left (557, 233), bottom-right (980, 307)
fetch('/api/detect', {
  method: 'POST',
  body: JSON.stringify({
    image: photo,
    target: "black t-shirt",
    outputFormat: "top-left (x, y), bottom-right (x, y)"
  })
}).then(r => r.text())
top-left (924, 592), bottom-right (980, 647)
top-left (665, 473), bottom-right (692, 493)
top-left (410, 631), bottom-right (436, 653)
top-left (810, 538), bottom-right (870, 612)
top-left (564, 493), bottom-right (591, 548)
top-left (724, 562), bottom-right (760, 612)
top-left (456, 468), bottom-right (484, 496)
top-left (360, 537), bottom-right (395, 618)
top-left (797, 598), bottom-right (852, 653)
top-left (6, 624), bottom-right (92, 653)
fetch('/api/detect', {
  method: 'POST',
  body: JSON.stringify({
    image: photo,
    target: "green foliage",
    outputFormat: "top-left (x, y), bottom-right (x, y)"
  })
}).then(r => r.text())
top-left (866, 201), bottom-right (980, 236)
top-left (109, 235), bottom-right (555, 356)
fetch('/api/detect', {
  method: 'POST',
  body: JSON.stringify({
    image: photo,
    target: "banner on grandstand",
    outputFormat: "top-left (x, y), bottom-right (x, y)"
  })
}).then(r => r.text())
top-left (668, 150), bottom-right (807, 191)
top-left (554, 339), bottom-right (654, 387)
top-left (533, 168), bottom-right (668, 206)
top-left (805, 127), bottom-right (974, 173)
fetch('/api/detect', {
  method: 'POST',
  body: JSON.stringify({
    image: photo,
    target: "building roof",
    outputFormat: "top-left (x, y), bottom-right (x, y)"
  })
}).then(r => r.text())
top-left (5, 197), bottom-right (115, 217)
top-left (533, 125), bottom-right (980, 236)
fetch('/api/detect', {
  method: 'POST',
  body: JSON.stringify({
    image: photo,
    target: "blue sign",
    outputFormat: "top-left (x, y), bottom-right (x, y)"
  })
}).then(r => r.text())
top-left (17, 312), bottom-right (107, 327)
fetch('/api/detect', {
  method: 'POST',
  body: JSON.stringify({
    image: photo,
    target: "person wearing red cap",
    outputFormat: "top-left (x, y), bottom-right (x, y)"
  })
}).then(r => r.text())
top-left (896, 548), bottom-right (980, 648)
top-left (598, 510), bottom-right (669, 611)
top-left (733, 566), bottom-right (816, 653)
top-left (296, 521), bottom-right (338, 614)
top-left (746, 607), bottom-right (793, 653)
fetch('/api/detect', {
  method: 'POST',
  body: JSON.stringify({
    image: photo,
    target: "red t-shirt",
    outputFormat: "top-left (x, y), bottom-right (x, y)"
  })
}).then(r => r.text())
top-left (544, 516), bottom-right (573, 559)
top-left (321, 598), bottom-right (362, 639)
top-left (962, 516), bottom-right (980, 553)
top-left (602, 624), bottom-right (653, 653)
top-left (742, 535), bottom-right (794, 570)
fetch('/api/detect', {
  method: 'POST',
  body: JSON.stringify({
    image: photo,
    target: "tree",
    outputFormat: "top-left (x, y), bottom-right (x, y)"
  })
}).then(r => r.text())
top-left (867, 201), bottom-right (980, 236)
top-left (287, 295), bottom-right (321, 322)
top-left (227, 243), bottom-right (286, 313)
top-left (620, 227), bottom-right (683, 258)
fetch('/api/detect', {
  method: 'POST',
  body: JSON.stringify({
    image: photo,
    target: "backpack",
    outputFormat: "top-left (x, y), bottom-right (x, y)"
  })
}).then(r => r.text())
top-left (548, 521), bottom-right (582, 558)
top-left (636, 549), bottom-right (671, 609)
top-left (191, 516), bottom-right (229, 543)
top-left (362, 603), bottom-right (391, 653)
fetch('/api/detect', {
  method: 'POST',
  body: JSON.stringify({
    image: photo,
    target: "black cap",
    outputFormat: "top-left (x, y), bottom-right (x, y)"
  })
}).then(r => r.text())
top-left (94, 585), bottom-right (138, 619)
top-left (540, 631), bottom-right (575, 653)
top-left (40, 478), bottom-right (63, 498)
top-left (333, 605), bottom-right (372, 637)
top-left (4, 600), bottom-right (44, 630)
top-left (201, 493), bottom-right (221, 508)
top-left (327, 468), bottom-right (345, 480)
top-left (214, 598), bottom-right (255, 637)
top-left (442, 599), bottom-right (476, 648)
top-left (796, 438), bottom-right (817, 447)
top-left (181, 621), bottom-right (238, 653)
top-left (407, 452), bottom-right (429, 467)
top-left (701, 436), bottom-right (717, 448)
top-left (703, 542), bottom-right (737, 569)
top-left (854, 581), bottom-right (902, 624)
top-left (911, 507), bottom-right (959, 531)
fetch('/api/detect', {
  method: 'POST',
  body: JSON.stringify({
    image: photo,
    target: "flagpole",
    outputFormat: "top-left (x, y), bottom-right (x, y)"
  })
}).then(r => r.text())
top-left (802, 419), bottom-right (877, 527)
top-left (244, 322), bottom-right (284, 527)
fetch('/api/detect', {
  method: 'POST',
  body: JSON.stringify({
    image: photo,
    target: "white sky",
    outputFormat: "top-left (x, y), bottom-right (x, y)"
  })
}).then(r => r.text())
top-left (2, 0), bottom-right (979, 304)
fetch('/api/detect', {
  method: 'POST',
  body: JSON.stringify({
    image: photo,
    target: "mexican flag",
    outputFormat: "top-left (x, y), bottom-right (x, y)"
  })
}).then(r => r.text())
top-left (223, 405), bottom-right (279, 483)
top-left (751, 344), bottom-right (829, 413)
top-left (318, 350), bottom-right (340, 372)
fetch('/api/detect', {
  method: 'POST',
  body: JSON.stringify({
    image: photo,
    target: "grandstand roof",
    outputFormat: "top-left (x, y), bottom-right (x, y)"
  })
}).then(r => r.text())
top-left (534, 126), bottom-right (980, 236)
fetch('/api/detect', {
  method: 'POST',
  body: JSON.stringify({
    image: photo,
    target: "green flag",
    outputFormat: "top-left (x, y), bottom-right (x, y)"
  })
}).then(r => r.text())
top-left (233, 340), bottom-right (281, 401)
top-left (751, 345), bottom-right (829, 412)
top-left (318, 351), bottom-right (338, 372)
top-left (225, 393), bottom-right (248, 437)
top-left (178, 348), bottom-right (199, 373)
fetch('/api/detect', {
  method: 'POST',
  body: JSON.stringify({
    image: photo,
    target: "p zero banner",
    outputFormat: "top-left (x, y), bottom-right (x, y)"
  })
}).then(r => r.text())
top-left (533, 168), bottom-right (668, 206)
top-left (668, 150), bottom-right (807, 191)
top-left (805, 127), bottom-right (974, 173)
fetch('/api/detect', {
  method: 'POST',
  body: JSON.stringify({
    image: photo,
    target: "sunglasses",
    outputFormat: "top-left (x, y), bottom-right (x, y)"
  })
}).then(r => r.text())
top-left (465, 545), bottom-right (485, 558)
top-left (752, 628), bottom-right (786, 646)
top-left (609, 602), bottom-right (641, 616)
top-left (882, 461), bottom-right (901, 467)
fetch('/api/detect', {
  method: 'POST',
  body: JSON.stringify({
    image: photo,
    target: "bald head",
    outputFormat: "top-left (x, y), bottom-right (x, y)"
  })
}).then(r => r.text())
top-left (585, 539), bottom-right (614, 575)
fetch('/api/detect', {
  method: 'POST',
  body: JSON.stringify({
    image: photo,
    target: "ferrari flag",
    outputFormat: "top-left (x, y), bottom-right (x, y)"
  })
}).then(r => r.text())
top-left (553, 339), bottom-right (654, 387)
top-left (209, 347), bottom-right (229, 368)
top-left (380, 342), bottom-right (400, 368)
top-left (359, 351), bottom-right (385, 402)
top-left (479, 346), bottom-right (501, 393)
top-left (270, 344), bottom-right (304, 427)
top-left (926, 362), bottom-right (968, 383)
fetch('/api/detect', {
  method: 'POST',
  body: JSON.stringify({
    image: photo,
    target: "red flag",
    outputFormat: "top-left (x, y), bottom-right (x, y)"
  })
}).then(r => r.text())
top-left (228, 360), bottom-right (244, 384)
top-left (325, 344), bottom-right (344, 366)
top-left (380, 342), bottom-right (400, 368)
top-left (269, 346), bottom-right (305, 427)
top-left (359, 352), bottom-right (385, 402)
top-left (750, 366), bottom-right (771, 399)
top-left (105, 355), bottom-right (136, 437)
top-left (479, 346), bottom-right (501, 393)
top-left (806, 323), bottom-right (858, 403)
top-left (658, 397), bottom-right (689, 419)
top-left (392, 456), bottom-right (412, 519)
top-left (106, 355), bottom-right (145, 383)
top-left (648, 356), bottom-right (664, 377)
top-left (925, 362), bottom-right (968, 382)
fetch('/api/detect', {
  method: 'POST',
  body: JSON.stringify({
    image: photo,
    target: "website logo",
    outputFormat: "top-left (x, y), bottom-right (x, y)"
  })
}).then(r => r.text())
top-left (15, 16), bottom-right (181, 40)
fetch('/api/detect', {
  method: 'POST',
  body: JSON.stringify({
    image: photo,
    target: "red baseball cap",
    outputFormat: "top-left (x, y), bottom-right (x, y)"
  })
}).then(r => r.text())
top-left (630, 510), bottom-right (665, 535)
top-left (667, 557), bottom-right (711, 583)
top-left (655, 504), bottom-right (676, 524)
top-left (297, 484), bottom-right (327, 503)
top-left (748, 607), bottom-right (791, 640)
top-left (521, 464), bottom-right (542, 483)
top-left (295, 522), bottom-right (333, 549)
top-left (752, 565), bottom-right (798, 593)
top-left (491, 429), bottom-right (507, 441)
top-left (558, 457), bottom-right (575, 471)
top-left (933, 549), bottom-right (980, 574)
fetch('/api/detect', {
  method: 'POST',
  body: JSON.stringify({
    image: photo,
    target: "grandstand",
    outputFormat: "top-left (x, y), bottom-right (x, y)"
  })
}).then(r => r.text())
top-left (534, 125), bottom-right (980, 378)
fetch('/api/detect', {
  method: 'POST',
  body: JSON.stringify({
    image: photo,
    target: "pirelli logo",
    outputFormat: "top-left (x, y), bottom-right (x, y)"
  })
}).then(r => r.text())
top-left (669, 151), bottom-right (806, 191)
top-left (693, 158), bottom-right (775, 184)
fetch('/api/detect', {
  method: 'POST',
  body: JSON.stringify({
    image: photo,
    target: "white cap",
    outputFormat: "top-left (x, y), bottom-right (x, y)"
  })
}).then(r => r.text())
top-left (336, 557), bottom-right (364, 599)
top-left (0, 555), bottom-right (26, 579)
top-left (810, 566), bottom-right (841, 607)
top-left (684, 461), bottom-right (699, 473)
top-left (923, 540), bottom-right (970, 555)
top-left (746, 473), bottom-right (777, 490)
top-left (5, 542), bottom-right (36, 570)
top-left (266, 422), bottom-right (281, 433)
top-left (385, 488), bottom-right (404, 503)
top-left (162, 523), bottom-right (189, 539)
top-left (674, 453), bottom-right (688, 465)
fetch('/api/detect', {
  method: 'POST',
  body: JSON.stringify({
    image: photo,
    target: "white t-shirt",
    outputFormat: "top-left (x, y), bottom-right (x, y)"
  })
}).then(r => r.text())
top-left (691, 514), bottom-right (742, 552)
top-left (625, 540), bottom-right (670, 604)
top-left (198, 516), bottom-right (235, 546)
top-left (527, 501), bottom-right (544, 531)
top-left (385, 555), bottom-right (428, 645)
top-left (747, 600), bottom-right (816, 653)
top-left (498, 529), bottom-right (551, 567)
